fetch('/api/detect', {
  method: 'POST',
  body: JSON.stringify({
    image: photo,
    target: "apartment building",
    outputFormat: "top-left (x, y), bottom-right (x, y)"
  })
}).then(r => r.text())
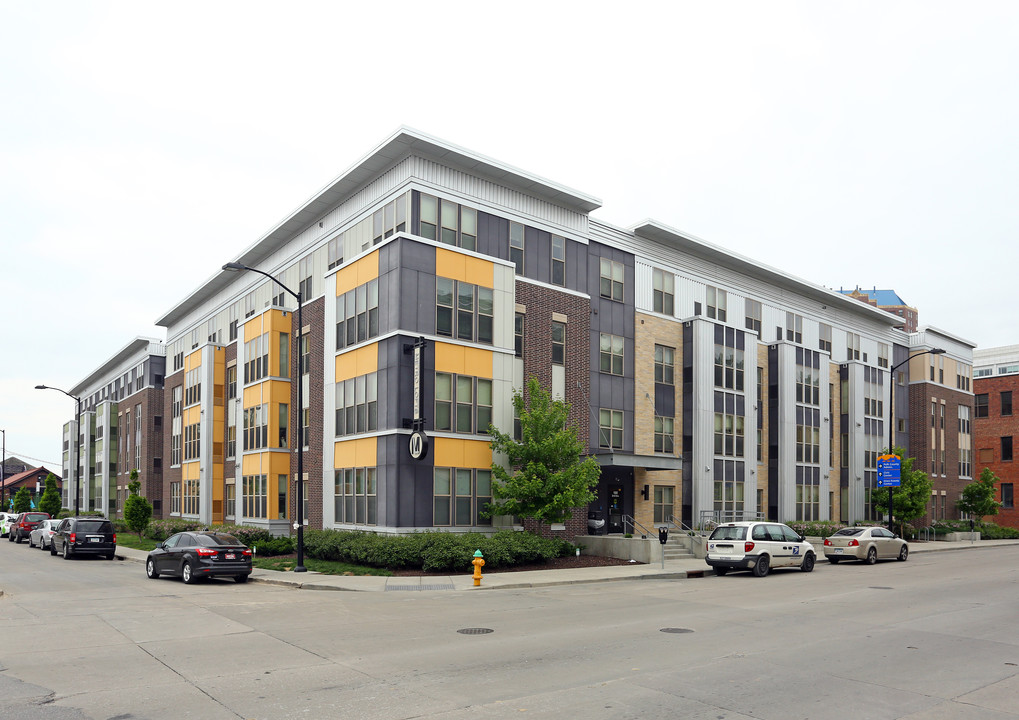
top-left (55, 129), bottom-right (973, 533)
top-left (839, 287), bottom-right (919, 333)
top-left (972, 346), bottom-right (1019, 529)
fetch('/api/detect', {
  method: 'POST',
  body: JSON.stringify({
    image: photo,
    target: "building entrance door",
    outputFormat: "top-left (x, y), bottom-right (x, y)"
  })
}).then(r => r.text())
top-left (607, 484), bottom-right (624, 533)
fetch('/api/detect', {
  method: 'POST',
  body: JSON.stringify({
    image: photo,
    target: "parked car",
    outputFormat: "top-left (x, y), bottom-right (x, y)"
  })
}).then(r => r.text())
top-left (705, 521), bottom-right (816, 577)
top-left (0, 512), bottom-right (18, 538)
top-left (9, 512), bottom-right (51, 543)
top-left (29, 518), bottom-right (62, 550)
top-left (50, 517), bottom-right (116, 560)
top-left (823, 526), bottom-right (908, 564)
top-left (146, 531), bottom-right (253, 584)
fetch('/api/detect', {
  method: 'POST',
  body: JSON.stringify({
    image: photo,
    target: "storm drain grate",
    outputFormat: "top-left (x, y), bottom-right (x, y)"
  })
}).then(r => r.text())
top-left (660, 628), bottom-right (695, 634)
top-left (457, 628), bottom-right (494, 635)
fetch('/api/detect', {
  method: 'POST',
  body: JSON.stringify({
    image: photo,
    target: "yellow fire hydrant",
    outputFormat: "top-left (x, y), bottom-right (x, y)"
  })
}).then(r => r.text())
top-left (471, 549), bottom-right (485, 586)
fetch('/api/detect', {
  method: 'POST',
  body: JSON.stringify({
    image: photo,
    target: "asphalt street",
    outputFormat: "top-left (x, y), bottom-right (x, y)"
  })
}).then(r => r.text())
top-left (1, 539), bottom-right (1018, 719)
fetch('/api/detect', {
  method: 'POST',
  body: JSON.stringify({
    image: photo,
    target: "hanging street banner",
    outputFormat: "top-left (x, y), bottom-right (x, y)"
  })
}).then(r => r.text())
top-left (877, 454), bottom-right (901, 487)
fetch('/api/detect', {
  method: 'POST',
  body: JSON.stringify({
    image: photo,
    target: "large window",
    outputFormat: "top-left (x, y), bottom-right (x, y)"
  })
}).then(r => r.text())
top-left (243, 403), bottom-right (268, 450)
top-left (170, 481), bottom-right (181, 515)
top-left (433, 468), bottom-right (492, 526)
top-left (786, 312), bottom-right (803, 344)
top-left (655, 345), bottom-right (675, 385)
top-left (653, 486), bottom-right (674, 524)
top-left (170, 386), bottom-right (182, 466)
top-left (707, 286), bottom-right (727, 321)
top-left (551, 322), bottom-right (566, 365)
top-left (551, 235), bottom-right (565, 286)
top-left (434, 373), bottom-right (492, 434)
top-left (509, 222), bottom-right (524, 274)
top-left (599, 333), bottom-right (624, 375)
top-left (975, 393), bottom-right (989, 418)
top-left (436, 278), bottom-right (493, 344)
top-left (336, 279), bottom-right (380, 349)
top-left (653, 269), bottom-right (674, 315)
top-left (242, 474), bottom-right (267, 518)
top-left (1002, 436), bottom-right (1013, 462)
top-left (1003, 483), bottom-right (1014, 509)
top-left (818, 323), bottom-right (832, 353)
top-left (600, 258), bottom-right (624, 301)
top-left (599, 409), bottom-right (623, 449)
top-left (714, 339), bottom-right (745, 391)
top-left (244, 333), bottom-right (269, 383)
top-left (1003, 391), bottom-right (1013, 416)
top-left (182, 478), bottom-right (199, 516)
top-left (655, 417), bottom-right (674, 454)
top-left (846, 332), bottom-right (861, 360)
top-left (185, 368), bottom-right (201, 407)
top-left (714, 412), bottom-right (745, 457)
top-left (334, 373), bottom-right (378, 436)
top-left (334, 467), bottom-right (377, 525)
top-left (183, 422), bottom-right (200, 461)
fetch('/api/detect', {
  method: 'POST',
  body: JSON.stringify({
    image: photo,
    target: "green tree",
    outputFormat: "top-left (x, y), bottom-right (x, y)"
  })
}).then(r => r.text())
top-left (123, 469), bottom-right (153, 539)
top-left (957, 467), bottom-right (1001, 521)
top-left (486, 377), bottom-right (600, 525)
top-left (13, 486), bottom-right (32, 513)
top-left (38, 473), bottom-right (62, 517)
top-left (871, 448), bottom-right (932, 536)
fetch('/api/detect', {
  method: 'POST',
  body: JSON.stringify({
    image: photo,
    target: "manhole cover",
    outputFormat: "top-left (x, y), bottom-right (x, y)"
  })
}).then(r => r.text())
top-left (869, 586), bottom-right (893, 590)
top-left (660, 628), bottom-right (694, 633)
top-left (457, 628), bottom-right (494, 635)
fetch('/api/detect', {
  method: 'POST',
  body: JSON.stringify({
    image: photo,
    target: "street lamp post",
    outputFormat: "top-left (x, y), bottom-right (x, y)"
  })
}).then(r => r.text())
top-left (1, 428), bottom-right (6, 510)
top-left (886, 348), bottom-right (945, 533)
top-left (35, 385), bottom-right (81, 516)
top-left (223, 261), bottom-right (306, 572)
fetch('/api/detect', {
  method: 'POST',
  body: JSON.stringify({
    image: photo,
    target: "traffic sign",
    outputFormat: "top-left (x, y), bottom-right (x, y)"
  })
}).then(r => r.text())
top-left (877, 454), bottom-right (901, 487)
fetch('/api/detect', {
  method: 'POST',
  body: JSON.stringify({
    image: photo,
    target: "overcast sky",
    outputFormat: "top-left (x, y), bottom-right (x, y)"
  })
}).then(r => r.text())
top-left (2, 1), bottom-right (1017, 468)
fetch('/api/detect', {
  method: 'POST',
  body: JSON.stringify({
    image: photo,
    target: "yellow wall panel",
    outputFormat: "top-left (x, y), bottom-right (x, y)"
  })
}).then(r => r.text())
top-left (242, 453), bottom-right (264, 476)
top-left (183, 461), bottom-right (200, 481)
top-left (243, 384), bottom-right (263, 408)
top-left (434, 342), bottom-right (493, 377)
top-left (243, 315), bottom-right (264, 339)
top-left (184, 406), bottom-right (201, 425)
top-left (334, 437), bottom-right (378, 468)
top-left (335, 344), bottom-right (379, 382)
top-left (434, 438), bottom-right (492, 469)
top-left (335, 251), bottom-right (380, 295)
top-left (435, 248), bottom-right (494, 287)
top-left (185, 348), bottom-right (202, 373)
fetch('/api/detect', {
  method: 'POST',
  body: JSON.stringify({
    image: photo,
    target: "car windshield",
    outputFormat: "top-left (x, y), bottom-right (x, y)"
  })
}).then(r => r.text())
top-left (196, 534), bottom-right (242, 547)
top-left (833, 528), bottom-right (865, 537)
top-left (710, 526), bottom-right (747, 541)
top-left (77, 520), bottom-right (112, 533)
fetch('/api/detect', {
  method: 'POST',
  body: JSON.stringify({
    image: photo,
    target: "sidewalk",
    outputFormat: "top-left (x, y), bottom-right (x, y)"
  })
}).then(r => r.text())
top-left (113, 538), bottom-right (1019, 592)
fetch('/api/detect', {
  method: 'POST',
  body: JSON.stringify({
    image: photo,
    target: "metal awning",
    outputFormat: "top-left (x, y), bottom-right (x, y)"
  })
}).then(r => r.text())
top-left (593, 453), bottom-right (682, 471)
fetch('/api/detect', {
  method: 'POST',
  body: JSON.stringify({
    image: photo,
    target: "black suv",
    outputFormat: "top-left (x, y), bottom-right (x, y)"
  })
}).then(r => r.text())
top-left (51, 517), bottom-right (117, 560)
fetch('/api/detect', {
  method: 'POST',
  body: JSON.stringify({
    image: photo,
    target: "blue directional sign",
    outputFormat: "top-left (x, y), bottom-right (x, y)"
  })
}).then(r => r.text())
top-left (877, 454), bottom-right (901, 487)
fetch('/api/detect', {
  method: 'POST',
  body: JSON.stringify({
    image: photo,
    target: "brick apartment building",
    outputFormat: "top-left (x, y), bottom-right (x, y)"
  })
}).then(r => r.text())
top-left (972, 345), bottom-right (1019, 529)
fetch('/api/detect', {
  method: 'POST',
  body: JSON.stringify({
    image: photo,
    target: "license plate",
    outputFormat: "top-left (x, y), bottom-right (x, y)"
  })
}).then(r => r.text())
top-left (833, 548), bottom-right (843, 554)
top-left (89, 537), bottom-right (100, 543)
top-left (718, 556), bottom-right (733, 561)
top-left (225, 553), bottom-right (235, 560)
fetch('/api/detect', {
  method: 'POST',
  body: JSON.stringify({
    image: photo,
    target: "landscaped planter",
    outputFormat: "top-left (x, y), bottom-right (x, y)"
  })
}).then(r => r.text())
top-left (937, 532), bottom-right (981, 542)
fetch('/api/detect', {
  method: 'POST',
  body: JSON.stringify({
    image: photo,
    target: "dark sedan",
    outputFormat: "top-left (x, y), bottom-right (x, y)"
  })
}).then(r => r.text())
top-left (146, 531), bottom-right (252, 584)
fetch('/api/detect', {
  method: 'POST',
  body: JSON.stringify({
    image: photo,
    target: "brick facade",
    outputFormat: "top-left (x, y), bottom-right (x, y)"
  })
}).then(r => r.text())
top-left (291, 296), bottom-right (325, 531)
top-left (909, 381), bottom-right (974, 523)
top-left (973, 376), bottom-right (1019, 528)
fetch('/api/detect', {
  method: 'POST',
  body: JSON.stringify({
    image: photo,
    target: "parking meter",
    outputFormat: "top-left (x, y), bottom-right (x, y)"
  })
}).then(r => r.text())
top-left (658, 527), bottom-right (669, 568)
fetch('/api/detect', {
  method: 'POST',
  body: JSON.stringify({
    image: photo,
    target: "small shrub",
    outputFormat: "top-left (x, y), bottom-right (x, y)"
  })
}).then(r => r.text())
top-left (249, 536), bottom-right (294, 556)
top-left (144, 519), bottom-right (204, 542)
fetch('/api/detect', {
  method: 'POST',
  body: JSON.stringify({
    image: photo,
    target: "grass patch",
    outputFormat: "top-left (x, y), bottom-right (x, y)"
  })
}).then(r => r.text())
top-left (252, 556), bottom-right (393, 576)
top-left (115, 533), bottom-right (159, 552)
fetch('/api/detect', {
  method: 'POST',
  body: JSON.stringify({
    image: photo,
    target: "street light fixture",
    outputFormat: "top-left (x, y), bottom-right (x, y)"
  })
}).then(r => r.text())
top-left (223, 261), bottom-right (306, 572)
top-left (886, 348), bottom-right (945, 533)
top-left (35, 385), bottom-right (81, 516)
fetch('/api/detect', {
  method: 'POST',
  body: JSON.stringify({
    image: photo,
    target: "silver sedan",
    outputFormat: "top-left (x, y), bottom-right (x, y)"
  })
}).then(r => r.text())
top-left (29, 518), bottom-right (62, 550)
top-left (823, 526), bottom-right (908, 564)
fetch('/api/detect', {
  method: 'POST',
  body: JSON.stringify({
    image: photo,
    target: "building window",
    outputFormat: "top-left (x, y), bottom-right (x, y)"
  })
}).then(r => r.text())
top-left (225, 484), bottom-right (235, 518)
top-left (242, 474), bottom-right (267, 519)
top-left (514, 313), bottom-right (524, 358)
top-left (600, 258), bottom-right (624, 301)
top-left (654, 345), bottom-right (675, 385)
top-left (653, 269), bottom-right (674, 315)
top-left (435, 278), bottom-right (493, 344)
top-left (599, 409), bottom-right (623, 450)
top-left (182, 478), bottom-right (200, 516)
top-left (975, 394), bottom-right (989, 418)
top-left (170, 481), bottom-right (181, 515)
top-left (509, 222), bottom-right (524, 274)
top-left (551, 321), bottom-right (566, 365)
top-left (1002, 392), bottom-right (1013, 416)
top-left (1002, 436), bottom-right (1013, 462)
top-left (420, 194), bottom-right (438, 240)
top-left (745, 299), bottom-right (762, 334)
top-left (170, 386), bottom-right (182, 466)
top-left (714, 411), bottom-right (745, 458)
top-left (1003, 483), bottom-right (1014, 509)
top-left (278, 333), bottom-right (290, 379)
top-left (183, 422), bottom-right (200, 461)
top-left (707, 286), bottom-right (727, 322)
top-left (334, 373), bottom-right (378, 436)
top-left (432, 468), bottom-right (492, 527)
top-left (714, 339), bottom-right (745, 391)
top-left (336, 279), bottom-right (380, 350)
top-left (819, 323), bottom-right (832, 353)
top-left (227, 365), bottom-right (237, 400)
top-left (185, 367), bottom-right (202, 407)
top-left (654, 417), bottom-right (674, 454)
top-left (551, 235), bottom-right (565, 286)
top-left (653, 486), bottom-right (674, 524)
top-left (334, 467), bottom-right (378, 525)
top-left (599, 333), bottom-right (624, 376)
top-left (878, 343), bottom-right (889, 369)
top-left (433, 373), bottom-right (491, 434)
top-left (796, 424), bottom-right (820, 464)
top-left (243, 403), bottom-right (268, 450)
top-left (847, 332), bottom-right (861, 360)
top-left (244, 333), bottom-right (269, 384)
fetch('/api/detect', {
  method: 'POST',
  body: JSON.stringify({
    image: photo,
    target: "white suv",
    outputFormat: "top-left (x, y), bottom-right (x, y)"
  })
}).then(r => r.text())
top-left (705, 521), bottom-right (815, 577)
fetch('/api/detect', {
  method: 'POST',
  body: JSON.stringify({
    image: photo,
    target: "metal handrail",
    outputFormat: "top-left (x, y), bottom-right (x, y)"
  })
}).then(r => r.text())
top-left (698, 509), bottom-right (766, 529)
top-left (665, 515), bottom-right (702, 536)
top-left (621, 515), bottom-right (656, 538)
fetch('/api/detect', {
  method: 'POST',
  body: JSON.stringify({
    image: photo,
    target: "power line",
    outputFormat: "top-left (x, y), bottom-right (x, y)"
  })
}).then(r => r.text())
top-left (4, 450), bottom-right (60, 467)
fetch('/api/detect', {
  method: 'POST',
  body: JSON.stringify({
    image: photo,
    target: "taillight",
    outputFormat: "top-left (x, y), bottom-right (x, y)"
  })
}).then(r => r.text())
top-left (195, 547), bottom-right (218, 557)
top-left (112, 533), bottom-right (116, 543)
top-left (744, 541), bottom-right (755, 552)
top-left (824, 538), bottom-right (832, 546)
top-left (241, 549), bottom-right (252, 556)
top-left (69, 533), bottom-right (77, 544)
top-left (848, 539), bottom-right (859, 547)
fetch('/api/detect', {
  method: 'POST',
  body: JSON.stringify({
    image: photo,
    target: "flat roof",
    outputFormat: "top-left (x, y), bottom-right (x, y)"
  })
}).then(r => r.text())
top-left (71, 337), bottom-right (164, 397)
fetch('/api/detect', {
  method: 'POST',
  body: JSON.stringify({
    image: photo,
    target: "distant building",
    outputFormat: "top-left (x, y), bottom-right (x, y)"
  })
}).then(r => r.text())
top-left (972, 345), bottom-right (1019, 529)
top-left (1, 465), bottom-right (61, 510)
top-left (839, 287), bottom-right (918, 333)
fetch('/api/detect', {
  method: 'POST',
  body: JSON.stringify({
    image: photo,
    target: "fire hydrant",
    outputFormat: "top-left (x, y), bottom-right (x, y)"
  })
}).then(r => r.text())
top-left (471, 549), bottom-right (485, 586)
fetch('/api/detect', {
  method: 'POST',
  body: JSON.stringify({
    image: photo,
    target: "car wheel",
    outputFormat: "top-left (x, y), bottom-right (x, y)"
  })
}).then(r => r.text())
top-left (15, 531), bottom-right (23, 544)
top-left (714, 567), bottom-right (728, 576)
top-left (107, 552), bottom-right (116, 560)
top-left (63, 542), bottom-right (72, 560)
top-left (146, 559), bottom-right (159, 579)
top-left (182, 561), bottom-right (198, 584)
top-left (866, 547), bottom-right (877, 565)
top-left (753, 554), bottom-right (771, 577)
top-left (50, 541), bottom-right (57, 556)
top-left (828, 556), bottom-right (840, 564)
top-left (897, 545), bottom-right (909, 562)
top-left (28, 536), bottom-right (35, 548)
top-left (234, 574), bottom-right (249, 583)
top-left (800, 552), bottom-right (815, 572)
